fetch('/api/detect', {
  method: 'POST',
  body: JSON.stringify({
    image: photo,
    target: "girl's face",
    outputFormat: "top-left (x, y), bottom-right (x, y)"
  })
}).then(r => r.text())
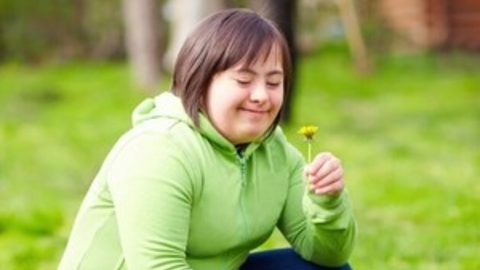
top-left (204, 46), bottom-right (284, 145)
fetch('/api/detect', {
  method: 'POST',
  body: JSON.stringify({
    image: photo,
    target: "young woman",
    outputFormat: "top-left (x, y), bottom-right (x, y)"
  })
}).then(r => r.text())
top-left (58, 8), bottom-right (356, 270)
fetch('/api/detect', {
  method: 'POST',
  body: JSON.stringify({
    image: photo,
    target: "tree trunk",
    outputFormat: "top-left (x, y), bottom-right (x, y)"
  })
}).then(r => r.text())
top-left (337, 0), bottom-right (372, 73)
top-left (163, 0), bottom-right (224, 71)
top-left (249, 0), bottom-right (298, 124)
top-left (122, 0), bottom-right (162, 91)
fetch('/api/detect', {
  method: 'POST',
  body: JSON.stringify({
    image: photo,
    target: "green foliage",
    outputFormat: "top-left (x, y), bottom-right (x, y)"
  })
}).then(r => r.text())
top-left (0, 0), bottom-right (123, 62)
top-left (0, 0), bottom-right (73, 61)
top-left (1, 47), bottom-right (479, 269)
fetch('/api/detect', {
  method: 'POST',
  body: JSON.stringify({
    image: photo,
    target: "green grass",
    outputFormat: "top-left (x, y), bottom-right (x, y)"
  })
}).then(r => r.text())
top-left (1, 46), bottom-right (479, 269)
top-left (0, 62), bottom-right (146, 270)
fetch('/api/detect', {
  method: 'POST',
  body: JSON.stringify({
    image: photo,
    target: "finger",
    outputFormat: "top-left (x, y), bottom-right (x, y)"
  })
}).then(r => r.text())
top-left (309, 156), bottom-right (341, 184)
top-left (313, 179), bottom-right (345, 196)
top-left (306, 152), bottom-right (334, 175)
top-left (310, 166), bottom-right (344, 190)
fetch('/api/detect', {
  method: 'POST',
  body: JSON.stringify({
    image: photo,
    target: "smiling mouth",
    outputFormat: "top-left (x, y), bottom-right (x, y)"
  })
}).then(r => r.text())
top-left (241, 108), bottom-right (268, 114)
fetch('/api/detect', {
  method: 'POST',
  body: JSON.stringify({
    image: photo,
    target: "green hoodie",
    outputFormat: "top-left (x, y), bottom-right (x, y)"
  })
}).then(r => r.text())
top-left (58, 92), bottom-right (356, 270)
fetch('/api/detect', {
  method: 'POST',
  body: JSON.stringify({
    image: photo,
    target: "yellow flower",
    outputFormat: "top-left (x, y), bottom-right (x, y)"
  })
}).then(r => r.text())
top-left (298, 125), bottom-right (319, 141)
top-left (298, 125), bottom-right (319, 163)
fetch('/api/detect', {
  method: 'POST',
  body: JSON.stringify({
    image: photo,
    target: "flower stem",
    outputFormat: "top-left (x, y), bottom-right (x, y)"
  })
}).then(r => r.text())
top-left (307, 142), bottom-right (312, 163)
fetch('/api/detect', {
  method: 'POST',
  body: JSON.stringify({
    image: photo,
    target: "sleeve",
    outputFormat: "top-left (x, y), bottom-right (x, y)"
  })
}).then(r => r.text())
top-left (276, 146), bottom-right (357, 267)
top-left (106, 131), bottom-right (196, 270)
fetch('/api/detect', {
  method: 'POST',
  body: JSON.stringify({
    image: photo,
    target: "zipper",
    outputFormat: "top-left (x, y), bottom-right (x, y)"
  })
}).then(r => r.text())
top-left (236, 153), bottom-right (247, 185)
top-left (235, 151), bottom-right (249, 240)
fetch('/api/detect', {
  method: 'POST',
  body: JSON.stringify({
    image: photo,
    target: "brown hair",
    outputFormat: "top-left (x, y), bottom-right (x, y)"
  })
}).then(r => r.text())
top-left (171, 8), bottom-right (292, 136)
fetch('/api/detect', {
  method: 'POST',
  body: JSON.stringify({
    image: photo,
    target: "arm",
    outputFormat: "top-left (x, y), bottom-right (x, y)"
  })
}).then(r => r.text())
top-left (277, 147), bottom-right (357, 267)
top-left (107, 132), bottom-right (195, 269)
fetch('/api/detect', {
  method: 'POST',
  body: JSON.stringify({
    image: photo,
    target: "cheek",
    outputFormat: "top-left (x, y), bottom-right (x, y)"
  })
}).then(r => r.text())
top-left (206, 92), bottom-right (230, 120)
top-left (273, 90), bottom-right (284, 108)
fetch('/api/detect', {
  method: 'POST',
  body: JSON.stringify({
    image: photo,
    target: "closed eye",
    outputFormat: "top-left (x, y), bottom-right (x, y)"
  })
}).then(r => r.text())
top-left (267, 82), bottom-right (281, 88)
top-left (236, 79), bottom-right (252, 86)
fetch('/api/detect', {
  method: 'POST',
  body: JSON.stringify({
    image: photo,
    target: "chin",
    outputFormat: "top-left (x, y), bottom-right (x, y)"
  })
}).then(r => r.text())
top-left (243, 128), bottom-right (269, 141)
top-left (232, 122), bottom-right (270, 142)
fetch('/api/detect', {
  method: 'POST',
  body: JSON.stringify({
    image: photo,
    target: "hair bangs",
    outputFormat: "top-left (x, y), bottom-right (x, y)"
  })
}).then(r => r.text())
top-left (215, 15), bottom-right (283, 72)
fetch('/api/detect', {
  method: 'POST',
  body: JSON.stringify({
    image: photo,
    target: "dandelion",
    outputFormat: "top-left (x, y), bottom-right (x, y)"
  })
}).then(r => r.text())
top-left (298, 125), bottom-right (319, 163)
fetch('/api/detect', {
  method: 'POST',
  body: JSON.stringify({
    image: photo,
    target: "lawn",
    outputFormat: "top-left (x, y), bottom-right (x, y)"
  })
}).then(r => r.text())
top-left (1, 45), bottom-right (479, 270)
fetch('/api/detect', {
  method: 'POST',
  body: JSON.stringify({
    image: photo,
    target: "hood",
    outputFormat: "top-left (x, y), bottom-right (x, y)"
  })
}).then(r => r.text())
top-left (131, 92), bottom-right (263, 156)
top-left (132, 91), bottom-right (192, 127)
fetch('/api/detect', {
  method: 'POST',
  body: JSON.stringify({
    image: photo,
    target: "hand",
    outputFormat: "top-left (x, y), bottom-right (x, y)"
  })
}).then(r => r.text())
top-left (304, 152), bottom-right (345, 196)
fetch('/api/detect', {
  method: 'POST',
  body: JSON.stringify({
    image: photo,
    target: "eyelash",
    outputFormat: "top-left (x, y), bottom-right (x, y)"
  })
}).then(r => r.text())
top-left (237, 80), bottom-right (251, 86)
top-left (236, 80), bottom-right (280, 88)
top-left (267, 82), bottom-right (280, 87)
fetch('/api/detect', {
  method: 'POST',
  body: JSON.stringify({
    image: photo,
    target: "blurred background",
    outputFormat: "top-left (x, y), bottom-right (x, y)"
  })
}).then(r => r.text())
top-left (0, 0), bottom-right (479, 269)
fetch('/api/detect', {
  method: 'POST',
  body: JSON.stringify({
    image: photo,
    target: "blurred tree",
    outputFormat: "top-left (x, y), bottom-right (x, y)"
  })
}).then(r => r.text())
top-left (336, 0), bottom-right (371, 73)
top-left (0, 0), bottom-right (83, 62)
top-left (122, 0), bottom-right (162, 90)
top-left (248, 0), bottom-right (298, 123)
top-left (0, 0), bottom-right (125, 62)
top-left (82, 0), bottom-right (124, 60)
top-left (163, 0), bottom-right (225, 72)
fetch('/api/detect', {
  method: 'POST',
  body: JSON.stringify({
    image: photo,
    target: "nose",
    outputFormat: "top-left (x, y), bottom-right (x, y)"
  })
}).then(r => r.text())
top-left (250, 83), bottom-right (268, 103)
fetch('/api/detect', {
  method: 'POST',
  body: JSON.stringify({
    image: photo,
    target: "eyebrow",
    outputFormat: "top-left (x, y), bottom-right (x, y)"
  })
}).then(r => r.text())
top-left (235, 68), bottom-right (284, 76)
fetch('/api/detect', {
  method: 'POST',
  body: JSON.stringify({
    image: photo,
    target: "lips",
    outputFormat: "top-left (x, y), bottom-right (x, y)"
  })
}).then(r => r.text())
top-left (240, 108), bottom-right (269, 114)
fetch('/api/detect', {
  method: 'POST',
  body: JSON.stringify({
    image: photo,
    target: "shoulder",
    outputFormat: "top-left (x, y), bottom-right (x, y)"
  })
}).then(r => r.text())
top-left (105, 118), bottom-right (204, 177)
top-left (269, 127), bottom-right (303, 154)
top-left (264, 127), bottom-right (305, 167)
top-left (120, 118), bottom-right (202, 153)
